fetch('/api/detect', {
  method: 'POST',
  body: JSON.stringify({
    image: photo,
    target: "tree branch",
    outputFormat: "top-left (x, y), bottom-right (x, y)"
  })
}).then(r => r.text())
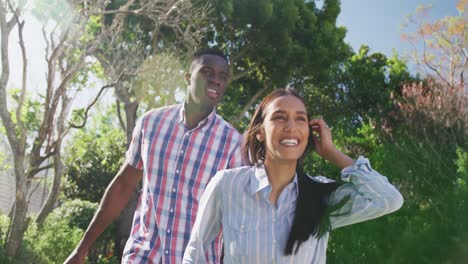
top-left (0, 2), bottom-right (19, 153)
top-left (69, 74), bottom-right (125, 129)
top-left (11, 8), bottom-right (27, 151)
top-left (229, 84), bottom-right (269, 126)
top-left (231, 64), bottom-right (258, 81)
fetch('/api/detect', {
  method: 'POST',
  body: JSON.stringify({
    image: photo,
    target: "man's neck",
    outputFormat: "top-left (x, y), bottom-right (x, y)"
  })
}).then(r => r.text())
top-left (184, 101), bottom-right (213, 130)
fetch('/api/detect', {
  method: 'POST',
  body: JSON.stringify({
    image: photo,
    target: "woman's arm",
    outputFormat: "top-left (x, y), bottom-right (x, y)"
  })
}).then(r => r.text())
top-left (309, 118), bottom-right (403, 228)
top-left (329, 156), bottom-right (404, 229)
top-left (183, 172), bottom-right (224, 263)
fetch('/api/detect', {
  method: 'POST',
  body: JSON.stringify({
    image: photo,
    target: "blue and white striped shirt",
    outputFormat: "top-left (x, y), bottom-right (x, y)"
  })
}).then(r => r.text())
top-left (183, 157), bottom-right (403, 264)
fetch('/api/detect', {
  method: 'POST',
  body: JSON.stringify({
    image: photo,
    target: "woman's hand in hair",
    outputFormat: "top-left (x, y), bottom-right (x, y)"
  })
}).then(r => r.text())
top-left (309, 119), bottom-right (354, 169)
top-left (309, 118), bottom-right (334, 158)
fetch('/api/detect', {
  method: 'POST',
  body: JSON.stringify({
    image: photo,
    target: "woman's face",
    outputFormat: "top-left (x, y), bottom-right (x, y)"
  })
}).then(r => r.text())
top-left (258, 95), bottom-right (309, 164)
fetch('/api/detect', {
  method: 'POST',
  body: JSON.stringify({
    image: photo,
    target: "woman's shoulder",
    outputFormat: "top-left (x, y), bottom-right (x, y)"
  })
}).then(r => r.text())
top-left (212, 166), bottom-right (254, 185)
top-left (217, 166), bottom-right (255, 177)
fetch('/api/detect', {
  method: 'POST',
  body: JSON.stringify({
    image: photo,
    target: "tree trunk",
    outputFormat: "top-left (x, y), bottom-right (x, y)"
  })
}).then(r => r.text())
top-left (5, 159), bottom-right (28, 257)
top-left (35, 152), bottom-right (64, 227)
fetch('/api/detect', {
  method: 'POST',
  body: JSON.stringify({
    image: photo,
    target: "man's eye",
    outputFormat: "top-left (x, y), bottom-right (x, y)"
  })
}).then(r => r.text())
top-left (273, 116), bottom-right (286, 120)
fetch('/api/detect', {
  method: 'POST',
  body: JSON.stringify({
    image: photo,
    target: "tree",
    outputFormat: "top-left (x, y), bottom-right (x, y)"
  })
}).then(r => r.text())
top-left (395, 0), bottom-right (467, 177)
top-left (401, 0), bottom-right (467, 89)
top-left (0, 0), bottom-right (209, 257)
top-left (0, 0), bottom-right (121, 256)
top-left (201, 0), bottom-right (351, 128)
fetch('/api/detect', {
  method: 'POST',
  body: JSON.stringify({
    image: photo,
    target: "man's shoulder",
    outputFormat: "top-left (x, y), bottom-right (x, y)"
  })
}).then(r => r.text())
top-left (141, 104), bottom-right (180, 120)
top-left (213, 114), bottom-right (241, 136)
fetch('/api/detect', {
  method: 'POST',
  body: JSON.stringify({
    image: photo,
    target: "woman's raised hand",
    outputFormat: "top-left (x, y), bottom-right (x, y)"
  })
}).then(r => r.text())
top-left (309, 118), bottom-right (354, 169)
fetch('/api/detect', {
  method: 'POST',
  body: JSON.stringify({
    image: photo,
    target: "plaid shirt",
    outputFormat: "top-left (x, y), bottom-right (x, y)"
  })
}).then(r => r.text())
top-left (122, 104), bottom-right (243, 263)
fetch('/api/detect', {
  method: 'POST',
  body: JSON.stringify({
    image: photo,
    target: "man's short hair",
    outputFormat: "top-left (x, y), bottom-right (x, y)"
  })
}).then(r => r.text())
top-left (189, 48), bottom-right (229, 72)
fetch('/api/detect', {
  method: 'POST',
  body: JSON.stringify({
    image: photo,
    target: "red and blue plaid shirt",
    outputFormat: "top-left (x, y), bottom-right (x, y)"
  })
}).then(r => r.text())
top-left (122, 104), bottom-right (243, 263)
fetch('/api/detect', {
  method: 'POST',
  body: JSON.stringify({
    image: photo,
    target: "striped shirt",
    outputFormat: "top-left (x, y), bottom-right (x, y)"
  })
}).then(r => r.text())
top-left (183, 156), bottom-right (404, 264)
top-left (123, 104), bottom-right (243, 263)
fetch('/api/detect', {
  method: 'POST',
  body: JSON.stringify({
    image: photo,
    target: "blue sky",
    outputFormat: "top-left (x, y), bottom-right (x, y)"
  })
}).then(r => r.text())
top-left (336, 0), bottom-right (460, 59)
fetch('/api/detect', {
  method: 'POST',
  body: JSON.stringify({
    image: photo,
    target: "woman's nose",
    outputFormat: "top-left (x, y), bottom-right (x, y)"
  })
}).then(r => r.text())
top-left (284, 119), bottom-right (296, 131)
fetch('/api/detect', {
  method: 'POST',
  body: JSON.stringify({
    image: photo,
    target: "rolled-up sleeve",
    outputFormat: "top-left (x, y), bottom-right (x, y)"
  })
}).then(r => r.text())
top-left (329, 156), bottom-right (404, 229)
top-left (183, 172), bottom-right (224, 263)
top-left (125, 115), bottom-right (144, 170)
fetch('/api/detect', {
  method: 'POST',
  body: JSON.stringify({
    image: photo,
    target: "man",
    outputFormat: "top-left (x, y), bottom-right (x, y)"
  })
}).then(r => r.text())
top-left (65, 49), bottom-right (243, 263)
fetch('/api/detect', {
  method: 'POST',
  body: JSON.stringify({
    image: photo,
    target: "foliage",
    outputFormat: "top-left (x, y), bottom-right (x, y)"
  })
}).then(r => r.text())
top-left (30, 199), bottom-right (115, 264)
top-left (134, 53), bottom-right (186, 108)
top-left (301, 45), bottom-right (414, 138)
top-left (395, 79), bottom-right (466, 134)
top-left (205, 0), bottom-right (351, 128)
top-left (64, 110), bottom-right (126, 203)
top-left (321, 119), bottom-right (467, 263)
top-left (0, 199), bottom-right (118, 264)
top-left (23, 214), bottom-right (84, 264)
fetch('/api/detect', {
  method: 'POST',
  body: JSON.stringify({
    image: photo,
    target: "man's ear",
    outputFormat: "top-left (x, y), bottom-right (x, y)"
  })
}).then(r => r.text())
top-left (184, 72), bottom-right (191, 85)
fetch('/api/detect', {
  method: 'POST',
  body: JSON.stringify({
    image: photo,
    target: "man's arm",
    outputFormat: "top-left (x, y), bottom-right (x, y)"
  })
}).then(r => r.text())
top-left (64, 161), bottom-right (143, 264)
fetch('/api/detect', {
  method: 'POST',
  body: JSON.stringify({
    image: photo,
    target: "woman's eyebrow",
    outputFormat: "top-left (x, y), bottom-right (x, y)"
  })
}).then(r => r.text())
top-left (271, 110), bottom-right (307, 115)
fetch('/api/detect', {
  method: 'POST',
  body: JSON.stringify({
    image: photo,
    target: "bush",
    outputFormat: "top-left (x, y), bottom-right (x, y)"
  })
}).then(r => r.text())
top-left (27, 199), bottom-right (116, 264)
top-left (0, 199), bottom-right (116, 264)
top-left (24, 217), bottom-right (83, 264)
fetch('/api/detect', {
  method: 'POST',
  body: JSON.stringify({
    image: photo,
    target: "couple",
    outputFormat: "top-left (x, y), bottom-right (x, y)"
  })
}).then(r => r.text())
top-left (66, 49), bottom-right (403, 264)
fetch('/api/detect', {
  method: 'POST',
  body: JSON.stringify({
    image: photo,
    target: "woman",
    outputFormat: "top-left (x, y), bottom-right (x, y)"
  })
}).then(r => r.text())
top-left (183, 88), bottom-right (403, 263)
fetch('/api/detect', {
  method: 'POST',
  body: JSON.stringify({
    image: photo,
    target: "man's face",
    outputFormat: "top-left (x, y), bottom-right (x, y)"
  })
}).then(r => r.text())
top-left (185, 54), bottom-right (229, 110)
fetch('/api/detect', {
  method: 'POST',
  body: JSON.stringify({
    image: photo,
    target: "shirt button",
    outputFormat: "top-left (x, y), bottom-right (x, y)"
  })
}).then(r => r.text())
top-left (273, 240), bottom-right (277, 244)
top-left (167, 229), bottom-right (171, 234)
top-left (170, 208), bottom-right (174, 213)
top-left (181, 150), bottom-right (184, 154)
top-left (172, 188), bottom-right (176, 193)
top-left (165, 250), bottom-right (169, 255)
top-left (273, 218), bottom-right (276, 223)
top-left (176, 169), bottom-right (179, 173)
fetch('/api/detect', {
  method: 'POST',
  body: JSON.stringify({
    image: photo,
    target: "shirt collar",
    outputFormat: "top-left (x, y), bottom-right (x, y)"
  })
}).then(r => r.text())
top-left (250, 165), bottom-right (299, 196)
top-left (178, 102), bottom-right (216, 130)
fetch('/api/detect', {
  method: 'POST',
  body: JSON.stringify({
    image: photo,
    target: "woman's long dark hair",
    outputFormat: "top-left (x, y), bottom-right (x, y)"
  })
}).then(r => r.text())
top-left (242, 88), bottom-right (341, 255)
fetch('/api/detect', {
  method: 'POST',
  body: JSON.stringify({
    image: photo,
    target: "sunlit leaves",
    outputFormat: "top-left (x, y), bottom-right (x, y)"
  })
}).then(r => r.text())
top-left (7, 88), bottom-right (42, 133)
top-left (134, 52), bottom-right (186, 108)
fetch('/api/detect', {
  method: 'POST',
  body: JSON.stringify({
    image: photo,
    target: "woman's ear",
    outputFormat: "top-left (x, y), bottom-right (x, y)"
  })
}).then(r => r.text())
top-left (256, 131), bottom-right (264, 142)
top-left (184, 72), bottom-right (191, 85)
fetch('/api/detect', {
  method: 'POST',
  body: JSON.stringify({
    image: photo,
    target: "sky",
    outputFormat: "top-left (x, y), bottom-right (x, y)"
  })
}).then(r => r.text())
top-left (336, 0), bottom-right (460, 61)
